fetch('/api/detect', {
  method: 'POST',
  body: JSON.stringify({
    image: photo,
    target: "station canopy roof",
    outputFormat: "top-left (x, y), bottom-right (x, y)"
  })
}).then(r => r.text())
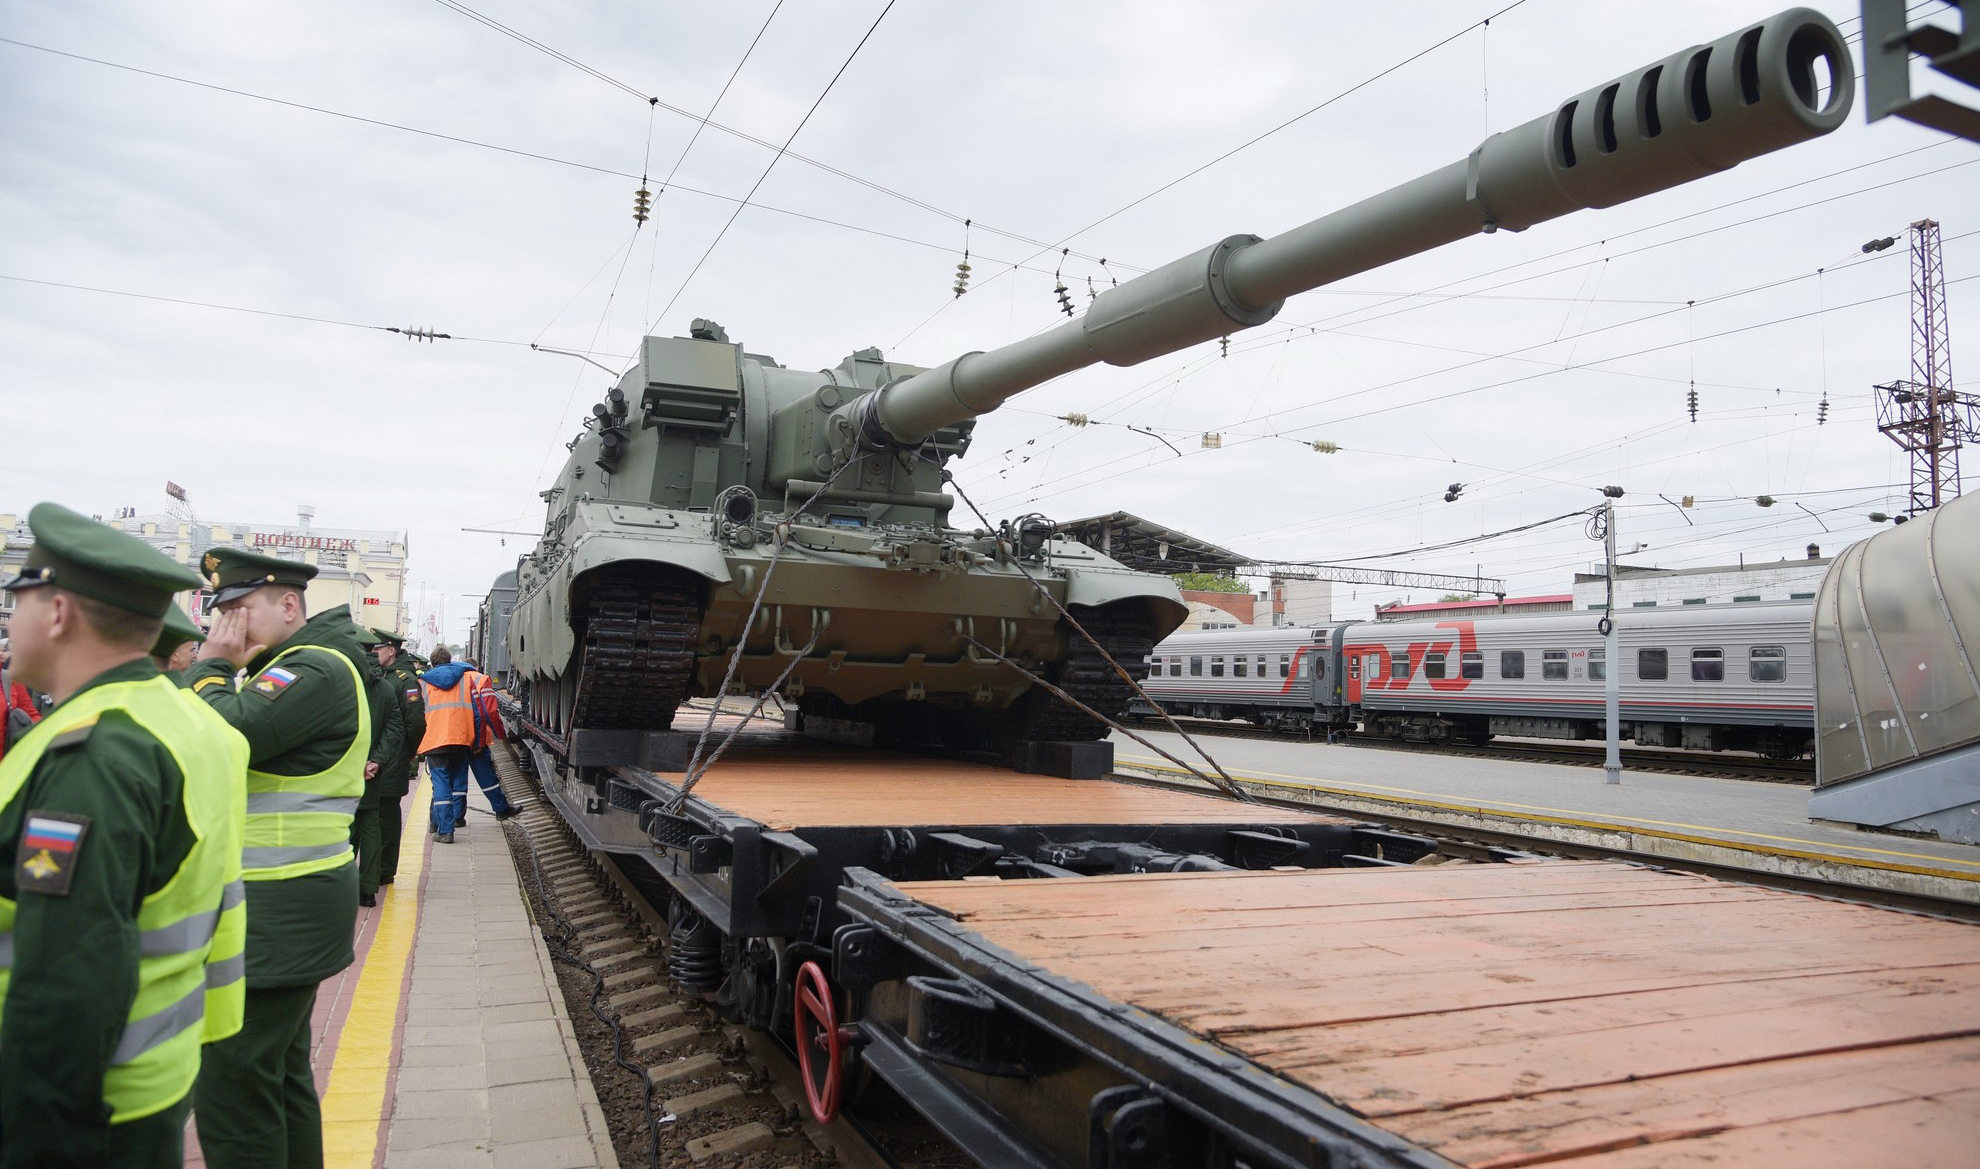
top-left (1054, 512), bottom-right (1244, 574)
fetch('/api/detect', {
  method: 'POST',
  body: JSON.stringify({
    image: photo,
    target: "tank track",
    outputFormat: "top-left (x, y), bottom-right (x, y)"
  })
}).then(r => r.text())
top-left (1018, 606), bottom-right (1155, 742)
top-left (570, 574), bottom-right (701, 731)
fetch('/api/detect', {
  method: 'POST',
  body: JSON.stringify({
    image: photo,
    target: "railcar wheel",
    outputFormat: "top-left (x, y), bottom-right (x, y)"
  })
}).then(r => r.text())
top-left (794, 960), bottom-right (857, 1124)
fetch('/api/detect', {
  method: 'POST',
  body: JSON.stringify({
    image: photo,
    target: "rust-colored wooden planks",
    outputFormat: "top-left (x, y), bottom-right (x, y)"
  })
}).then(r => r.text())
top-left (665, 747), bottom-right (1312, 830)
top-left (902, 862), bottom-right (1980, 1167)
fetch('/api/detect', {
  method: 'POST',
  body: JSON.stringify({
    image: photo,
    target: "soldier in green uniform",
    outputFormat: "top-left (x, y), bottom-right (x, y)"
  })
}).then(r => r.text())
top-left (0, 503), bottom-right (249, 1169)
top-left (185, 549), bottom-right (370, 1169)
top-left (349, 627), bottom-right (402, 908)
top-left (150, 604), bottom-right (205, 684)
top-left (367, 629), bottom-right (422, 888)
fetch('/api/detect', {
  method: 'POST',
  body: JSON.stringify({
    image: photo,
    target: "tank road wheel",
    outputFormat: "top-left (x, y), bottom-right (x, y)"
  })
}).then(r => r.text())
top-left (997, 604), bottom-right (1156, 752)
top-left (793, 960), bottom-right (856, 1124)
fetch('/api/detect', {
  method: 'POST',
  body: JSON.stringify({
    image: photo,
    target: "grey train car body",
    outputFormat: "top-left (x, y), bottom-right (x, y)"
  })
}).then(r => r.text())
top-left (1141, 626), bottom-right (1339, 733)
top-left (1810, 492), bottom-right (1980, 842)
top-left (1141, 603), bottom-right (1816, 758)
top-left (471, 569), bottom-right (521, 684)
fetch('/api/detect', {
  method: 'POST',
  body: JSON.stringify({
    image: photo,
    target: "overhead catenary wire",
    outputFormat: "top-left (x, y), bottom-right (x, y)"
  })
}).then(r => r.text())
top-left (0, 37), bottom-right (1111, 283)
top-left (420, 1), bottom-right (1123, 267)
top-left (638, 0), bottom-right (900, 349)
top-left (892, 0), bottom-right (1536, 346)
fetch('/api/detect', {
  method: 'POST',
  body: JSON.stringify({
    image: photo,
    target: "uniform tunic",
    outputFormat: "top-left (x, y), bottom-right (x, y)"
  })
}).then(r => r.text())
top-left (184, 607), bottom-right (370, 985)
top-left (376, 657), bottom-right (424, 884)
top-left (352, 660), bottom-right (402, 898)
top-left (0, 660), bottom-right (198, 1168)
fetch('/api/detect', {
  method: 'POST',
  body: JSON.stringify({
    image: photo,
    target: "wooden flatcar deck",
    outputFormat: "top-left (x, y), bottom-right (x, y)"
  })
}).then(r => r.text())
top-left (896, 861), bottom-right (1980, 1167)
top-left (678, 741), bottom-right (1316, 830)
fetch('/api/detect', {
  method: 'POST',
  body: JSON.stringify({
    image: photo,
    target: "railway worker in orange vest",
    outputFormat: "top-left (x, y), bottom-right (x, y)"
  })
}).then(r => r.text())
top-left (458, 659), bottom-right (518, 829)
top-left (415, 647), bottom-right (513, 841)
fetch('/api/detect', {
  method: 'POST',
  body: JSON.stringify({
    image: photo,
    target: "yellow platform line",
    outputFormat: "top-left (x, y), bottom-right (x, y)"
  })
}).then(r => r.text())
top-left (1118, 753), bottom-right (1980, 882)
top-left (319, 776), bottom-right (431, 1169)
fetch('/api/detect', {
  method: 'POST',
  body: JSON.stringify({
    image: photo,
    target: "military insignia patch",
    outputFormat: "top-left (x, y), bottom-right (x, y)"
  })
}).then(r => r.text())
top-left (405, 688), bottom-right (419, 701)
top-left (251, 666), bottom-right (299, 699)
top-left (17, 812), bottom-right (89, 895)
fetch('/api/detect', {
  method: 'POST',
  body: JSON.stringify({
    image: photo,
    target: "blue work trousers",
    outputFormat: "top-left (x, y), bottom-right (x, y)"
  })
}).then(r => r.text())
top-left (427, 751), bottom-right (471, 835)
top-left (464, 748), bottom-right (516, 820)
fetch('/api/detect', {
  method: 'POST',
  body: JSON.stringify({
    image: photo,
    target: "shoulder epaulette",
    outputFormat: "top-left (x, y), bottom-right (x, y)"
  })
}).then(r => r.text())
top-left (47, 718), bottom-right (99, 750)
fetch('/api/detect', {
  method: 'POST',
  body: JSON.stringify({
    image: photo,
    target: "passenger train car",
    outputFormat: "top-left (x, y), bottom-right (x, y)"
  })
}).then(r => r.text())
top-left (1139, 602), bottom-right (1815, 758)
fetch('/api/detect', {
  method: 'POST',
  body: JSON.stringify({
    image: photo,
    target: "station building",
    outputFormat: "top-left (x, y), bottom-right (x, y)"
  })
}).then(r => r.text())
top-left (0, 504), bottom-right (410, 637)
top-left (1572, 547), bottom-right (1831, 610)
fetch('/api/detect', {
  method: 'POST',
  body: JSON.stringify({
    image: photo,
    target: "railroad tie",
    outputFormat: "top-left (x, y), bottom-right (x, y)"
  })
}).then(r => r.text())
top-left (620, 1003), bottom-right (688, 1030)
top-left (610, 984), bottom-right (672, 1013)
top-left (662, 1081), bottom-right (744, 1119)
top-left (646, 1050), bottom-right (726, 1088)
top-left (632, 1024), bottom-right (702, 1056)
top-left (685, 1122), bottom-right (777, 1162)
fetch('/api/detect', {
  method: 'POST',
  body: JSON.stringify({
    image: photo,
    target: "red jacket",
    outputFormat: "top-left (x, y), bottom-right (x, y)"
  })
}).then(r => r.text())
top-left (1, 680), bottom-right (42, 762)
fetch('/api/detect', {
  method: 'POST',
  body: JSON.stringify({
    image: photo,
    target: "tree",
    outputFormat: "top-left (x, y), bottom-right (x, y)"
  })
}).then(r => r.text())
top-left (1439, 593), bottom-right (1478, 603)
top-left (1174, 572), bottom-right (1248, 593)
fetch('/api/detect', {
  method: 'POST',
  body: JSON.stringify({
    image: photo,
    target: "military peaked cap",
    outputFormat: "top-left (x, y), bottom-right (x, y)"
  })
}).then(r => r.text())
top-left (151, 604), bottom-right (207, 658)
top-left (3, 502), bottom-right (205, 617)
top-left (369, 627), bottom-right (407, 647)
top-left (203, 547), bottom-right (317, 606)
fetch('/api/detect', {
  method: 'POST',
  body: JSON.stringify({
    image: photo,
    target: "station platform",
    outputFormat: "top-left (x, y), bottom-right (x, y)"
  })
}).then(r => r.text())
top-left (184, 772), bottom-right (617, 1169)
top-left (1109, 728), bottom-right (1980, 904)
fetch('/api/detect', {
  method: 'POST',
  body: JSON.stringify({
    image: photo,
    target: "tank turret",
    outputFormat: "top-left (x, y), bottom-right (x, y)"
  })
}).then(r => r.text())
top-left (510, 8), bottom-right (1853, 761)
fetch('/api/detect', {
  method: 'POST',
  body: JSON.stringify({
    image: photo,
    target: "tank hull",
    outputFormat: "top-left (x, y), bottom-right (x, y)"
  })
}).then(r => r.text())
top-left (510, 499), bottom-right (1184, 747)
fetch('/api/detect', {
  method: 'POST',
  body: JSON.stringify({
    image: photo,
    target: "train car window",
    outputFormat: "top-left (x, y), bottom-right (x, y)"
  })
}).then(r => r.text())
top-left (1189, 656), bottom-right (1203, 677)
top-left (1210, 656), bottom-right (1225, 678)
top-left (1257, 655), bottom-right (1267, 678)
top-left (1639, 648), bottom-right (1668, 681)
top-left (1733, 595), bottom-right (1761, 603)
top-left (1461, 651), bottom-right (1483, 679)
top-left (1750, 645), bottom-right (1786, 683)
top-left (1691, 648), bottom-right (1725, 682)
top-left (1501, 650), bottom-right (1525, 679)
top-left (1279, 654), bottom-right (1291, 678)
top-left (1234, 656), bottom-right (1248, 677)
top-left (1424, 652), bottom-right (1447, 680)
top-left (1348, 657), bottom-right (1360, 680)
top-left (1543, 650), bottom-right (1568, 680)
top-left (1590, 648), bottom-right (1605, 681)
top-left (1313, 656), bottom-right (1325, 679)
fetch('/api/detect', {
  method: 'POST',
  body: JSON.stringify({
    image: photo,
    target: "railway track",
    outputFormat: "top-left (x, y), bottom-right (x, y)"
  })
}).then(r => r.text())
top-left (489, 742), bottom-right (964, 1169)
top-left (1128, 714), bottom-right (1816, 783)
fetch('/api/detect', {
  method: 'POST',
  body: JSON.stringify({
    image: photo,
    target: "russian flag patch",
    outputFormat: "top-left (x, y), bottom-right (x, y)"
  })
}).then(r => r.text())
top-left (17, 811), bottom-right (90, 895)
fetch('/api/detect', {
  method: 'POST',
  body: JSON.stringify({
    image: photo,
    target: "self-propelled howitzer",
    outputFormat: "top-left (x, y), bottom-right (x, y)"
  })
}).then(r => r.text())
top-left (509, 8), bottom-right (1852, 764)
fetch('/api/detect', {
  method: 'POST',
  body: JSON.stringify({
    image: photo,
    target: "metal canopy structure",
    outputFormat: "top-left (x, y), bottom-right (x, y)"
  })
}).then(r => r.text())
top-left (1054, 512), bottom-right (1245, 574)
top-left (1245, 561), bottom-right (1507, 595)
top-left (1056, 514), bottom-right (1507, 595)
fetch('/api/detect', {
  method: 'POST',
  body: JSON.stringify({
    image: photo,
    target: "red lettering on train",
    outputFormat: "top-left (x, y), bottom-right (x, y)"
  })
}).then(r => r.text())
top-left (1346, 622), bottom-right (1477, 696)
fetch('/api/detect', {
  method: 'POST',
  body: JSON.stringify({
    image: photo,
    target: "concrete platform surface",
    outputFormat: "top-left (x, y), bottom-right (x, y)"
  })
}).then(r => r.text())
top-left (185, 770), bottom-right (616, 1169)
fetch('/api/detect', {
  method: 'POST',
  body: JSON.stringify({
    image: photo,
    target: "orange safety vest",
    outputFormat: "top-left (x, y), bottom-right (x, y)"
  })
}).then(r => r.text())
top-left (416, 671), bottom-right (489, 754)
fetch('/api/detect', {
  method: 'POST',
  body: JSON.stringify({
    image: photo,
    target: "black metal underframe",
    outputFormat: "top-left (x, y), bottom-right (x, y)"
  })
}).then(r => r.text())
top-left (518, 733), bottom-right (1465, 1168)
top-left (835, 872), bottom-right (1459, 1169)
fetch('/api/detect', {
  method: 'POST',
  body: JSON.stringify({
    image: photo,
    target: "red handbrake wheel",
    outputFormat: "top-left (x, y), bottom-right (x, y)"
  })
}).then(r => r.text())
top-left (793, 959), bottom-right (850, 1123)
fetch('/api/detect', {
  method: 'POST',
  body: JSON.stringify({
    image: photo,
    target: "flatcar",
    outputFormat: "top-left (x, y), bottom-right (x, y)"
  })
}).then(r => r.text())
top-left (1139, 602), bottom-right (1815, 758)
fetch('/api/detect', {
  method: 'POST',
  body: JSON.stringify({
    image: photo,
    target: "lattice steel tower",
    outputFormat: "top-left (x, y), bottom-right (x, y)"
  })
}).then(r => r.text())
top-left (1875, 219), bottom-right (1973, 514)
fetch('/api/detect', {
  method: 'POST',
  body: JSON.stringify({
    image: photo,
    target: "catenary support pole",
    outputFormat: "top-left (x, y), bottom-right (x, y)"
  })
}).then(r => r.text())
top-left (1603, 495), bottom-right (1623, 786)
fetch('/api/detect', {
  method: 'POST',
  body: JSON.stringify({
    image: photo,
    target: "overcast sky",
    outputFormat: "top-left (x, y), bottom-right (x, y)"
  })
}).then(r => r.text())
top-left (3, 0), bottom-right (1974, 646)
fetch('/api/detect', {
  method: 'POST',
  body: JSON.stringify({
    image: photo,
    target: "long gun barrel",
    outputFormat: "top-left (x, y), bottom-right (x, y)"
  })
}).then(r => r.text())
top-left (847, 7), bottom-right (1853, 451)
